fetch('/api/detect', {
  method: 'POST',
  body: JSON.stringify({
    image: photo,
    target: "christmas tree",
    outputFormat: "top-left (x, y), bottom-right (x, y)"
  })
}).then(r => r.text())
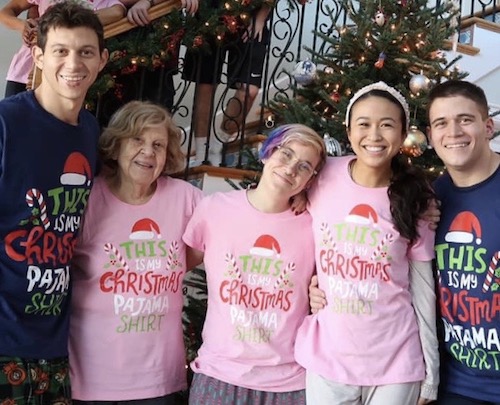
top-left (271, 0), bottom-right (467, 170)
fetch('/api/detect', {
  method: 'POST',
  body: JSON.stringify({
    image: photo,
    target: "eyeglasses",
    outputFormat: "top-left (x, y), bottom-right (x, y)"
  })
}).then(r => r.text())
top-left (274, 146), bottom-right (317, 176)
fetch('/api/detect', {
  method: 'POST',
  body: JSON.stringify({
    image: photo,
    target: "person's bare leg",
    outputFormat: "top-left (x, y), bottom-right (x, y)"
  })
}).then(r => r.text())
top-left (193, 83), bottom-right (216, 162)
top-left (220, 83), bottom-right (259, 141)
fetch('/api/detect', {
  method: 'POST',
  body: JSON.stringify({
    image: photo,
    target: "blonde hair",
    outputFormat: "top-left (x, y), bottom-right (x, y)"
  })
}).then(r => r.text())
top-left (99, 101), bottom-right (184, 177)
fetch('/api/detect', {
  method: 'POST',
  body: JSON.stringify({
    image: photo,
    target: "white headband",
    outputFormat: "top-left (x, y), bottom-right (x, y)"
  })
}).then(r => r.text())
top-left (345, 81), bottom-right (410, 132)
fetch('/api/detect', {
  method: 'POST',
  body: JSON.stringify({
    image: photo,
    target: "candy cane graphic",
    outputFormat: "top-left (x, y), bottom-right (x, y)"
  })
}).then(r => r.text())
top-left (274, 262), bottom-right (296, 290)
top-left (370, 233), bottom-right (394, 261)
top-left (225, 253), bottom-right (242, 282)
top-left (482, 251), bottom-right (500, 292)
top-left (104, 242), bottom-right (130, 272)
top-left (166, 241), bottom-right (180, 271)
top-left (25, 188), bottom-right (50, 229)
top-left (320, 222), bottom-right (338, 252)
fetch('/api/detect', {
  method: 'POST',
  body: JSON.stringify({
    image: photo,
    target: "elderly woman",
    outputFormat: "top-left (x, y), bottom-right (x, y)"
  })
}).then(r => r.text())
top-left (69, 101), bottom-right (203, 404)
top-left (183, 124), bottom-right (327, 405)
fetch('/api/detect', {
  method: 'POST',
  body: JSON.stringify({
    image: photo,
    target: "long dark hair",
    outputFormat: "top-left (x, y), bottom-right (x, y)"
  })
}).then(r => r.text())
top-left (389, 156), bottom-right (435, 244)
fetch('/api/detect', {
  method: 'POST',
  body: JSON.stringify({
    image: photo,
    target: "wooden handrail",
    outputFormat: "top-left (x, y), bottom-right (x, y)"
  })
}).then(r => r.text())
top-left (459, 16), bottom-right (500, 32)
top-left (185, 165), bottom-right (261, 181)
top-left (104, 0), bottom-right (181, 38)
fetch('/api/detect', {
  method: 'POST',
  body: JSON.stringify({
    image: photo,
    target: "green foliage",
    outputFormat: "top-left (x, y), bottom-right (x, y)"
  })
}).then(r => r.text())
top-left (225, 146), bottom-right (263, 189)
top-left (182, 267), bottom-right (207, 364)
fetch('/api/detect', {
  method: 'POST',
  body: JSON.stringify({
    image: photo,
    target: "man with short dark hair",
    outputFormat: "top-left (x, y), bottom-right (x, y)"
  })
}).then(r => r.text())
top-left (427, 80), bottom-right (500, 405)
top-left (0, 2), bottom-right (108, 402)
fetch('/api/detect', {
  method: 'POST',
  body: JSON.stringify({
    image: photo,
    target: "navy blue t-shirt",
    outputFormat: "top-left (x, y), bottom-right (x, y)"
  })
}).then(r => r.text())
top-left (434, 168), bottom-right (500, 402)
top-left (0, 91), bottom-right (99, 359)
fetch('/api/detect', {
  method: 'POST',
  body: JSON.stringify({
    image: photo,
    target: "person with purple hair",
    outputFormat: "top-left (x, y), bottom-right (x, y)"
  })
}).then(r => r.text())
top-left (182, 124), bottom-right (327, 404)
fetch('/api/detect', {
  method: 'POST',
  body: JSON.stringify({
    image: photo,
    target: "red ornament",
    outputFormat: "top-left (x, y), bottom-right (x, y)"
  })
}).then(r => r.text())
top-left (222, 15), bottom-right (239, 33)
top-left (193, 35), bottom-right (203, 48)
top-left (374, 52), bottom-right (386, 69)
top-left (120, 64), bottom-right (138, 75)
top-left (330, 91), bottom-right (341, 103)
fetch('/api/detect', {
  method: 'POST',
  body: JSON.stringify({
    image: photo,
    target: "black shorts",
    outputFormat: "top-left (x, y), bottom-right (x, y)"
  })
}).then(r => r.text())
top-left (5, 80), bottom-right (28, 98)
top-left (182, 26), bottom-right (269, 89)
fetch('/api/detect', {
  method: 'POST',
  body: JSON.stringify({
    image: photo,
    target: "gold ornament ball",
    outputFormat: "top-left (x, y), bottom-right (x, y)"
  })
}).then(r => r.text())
top-left (401, 126), bottom-right (428, 157)
top-left (409, 74), bottom-right (431, 94)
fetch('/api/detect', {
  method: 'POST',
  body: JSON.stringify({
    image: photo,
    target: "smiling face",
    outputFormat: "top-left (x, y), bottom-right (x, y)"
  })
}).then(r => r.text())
top-left (116, 126), bottom-right (168, 192)
top-left (33, 26), bottom-right (108, 112)
top-left (347, 95), bottom-right (405, 174)
top-left (261, 140), bottom-right (321, 198)
top-left (428, 95), bottom-right (494, 177)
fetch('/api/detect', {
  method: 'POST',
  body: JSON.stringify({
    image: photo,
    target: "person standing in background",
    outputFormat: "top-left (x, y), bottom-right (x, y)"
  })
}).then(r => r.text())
top-left (182, 0), bottom-right (272, 165)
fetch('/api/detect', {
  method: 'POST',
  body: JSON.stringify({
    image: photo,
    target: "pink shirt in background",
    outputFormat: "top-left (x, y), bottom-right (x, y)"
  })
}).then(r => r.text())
top-left (69, 176), bottom-right (203, 401)
top-left (295, 156), bottom-right (435, 386)
top-left (183, 190), bottom-right (316, 392)
top-left (6, 0), bottom-right (124, 84)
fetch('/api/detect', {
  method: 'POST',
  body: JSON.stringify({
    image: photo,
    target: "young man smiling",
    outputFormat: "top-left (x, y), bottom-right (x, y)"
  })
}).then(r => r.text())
top-left (0, 2), bottom-right (108, 402)
top-left (427, 80), bottom-right (500, 405)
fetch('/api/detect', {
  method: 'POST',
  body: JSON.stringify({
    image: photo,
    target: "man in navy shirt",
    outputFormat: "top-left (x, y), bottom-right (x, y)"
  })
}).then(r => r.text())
top-left (427, 80), bottom-right (500, 405)
top-left (0, 2), bottom-right (108, 402)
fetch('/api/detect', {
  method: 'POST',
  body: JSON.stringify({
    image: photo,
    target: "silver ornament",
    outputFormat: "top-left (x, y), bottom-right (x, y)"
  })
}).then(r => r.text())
top-left (323, 133), bottom-right (343, 156)
top-left (409, 73), bottom-right (431, 95)
top-left (375, 11), bottom-right (385, 26)
top-left (292, 59), bottom-right (317, 86)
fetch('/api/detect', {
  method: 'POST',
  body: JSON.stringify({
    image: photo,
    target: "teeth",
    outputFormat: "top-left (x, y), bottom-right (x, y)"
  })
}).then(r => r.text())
top-left (445, 143), bottom-right (468, 149)
top-left (60, 75), bottom-right (84, 81)
top-left (364, 146), bottom-right (384, 152)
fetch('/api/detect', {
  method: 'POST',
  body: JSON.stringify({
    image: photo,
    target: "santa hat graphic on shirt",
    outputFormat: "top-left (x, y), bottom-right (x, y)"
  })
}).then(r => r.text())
top-left (60, 152), bottom-right (92, 186)
top-left (345, 204), bottom-right (378, 225)
top-left (249, 234), bottom-right (281, 258)
top-left (129, 218), bottom-right (162, 240)
top-left (445, 211), bottom-right (482, 244)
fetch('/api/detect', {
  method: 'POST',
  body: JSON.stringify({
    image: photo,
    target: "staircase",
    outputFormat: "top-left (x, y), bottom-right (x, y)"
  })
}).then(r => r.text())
top-left (445, 9), bottom-right (500, 133)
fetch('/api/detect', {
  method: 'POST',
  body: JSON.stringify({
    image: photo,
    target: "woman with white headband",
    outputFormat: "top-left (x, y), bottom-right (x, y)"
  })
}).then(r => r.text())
top-left (294, 82), bottom-right (439, 405)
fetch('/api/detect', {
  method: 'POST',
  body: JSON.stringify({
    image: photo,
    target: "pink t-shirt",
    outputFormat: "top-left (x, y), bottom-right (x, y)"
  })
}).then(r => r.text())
top-left (6, 0), bottom-right (124, 84)
top-left (69, 176), bottom-right (203, 401)
top-left (295, 156), bottom-right (435, 386)
top-left (182, 190), bottom-right (316, 392)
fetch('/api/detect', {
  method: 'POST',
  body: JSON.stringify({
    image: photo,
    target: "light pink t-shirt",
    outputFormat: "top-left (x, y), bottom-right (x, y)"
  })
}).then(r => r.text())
top-left (69, 176), bottom-right (203, 401)
top-left (295, 156), bottom-right (435, 386)
top-left (6, 0), bottom-right (123, 84)
top-left (182, 190), bottom-right (316, 392)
